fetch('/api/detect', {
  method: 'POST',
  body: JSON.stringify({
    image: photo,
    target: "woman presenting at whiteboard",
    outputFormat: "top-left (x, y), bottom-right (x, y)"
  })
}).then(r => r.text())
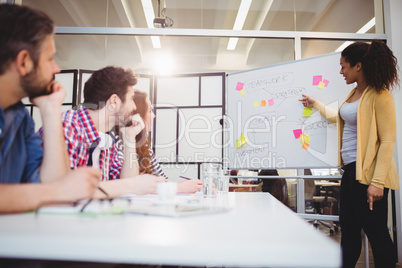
top-left (300, 40), bottom-right (399, 268)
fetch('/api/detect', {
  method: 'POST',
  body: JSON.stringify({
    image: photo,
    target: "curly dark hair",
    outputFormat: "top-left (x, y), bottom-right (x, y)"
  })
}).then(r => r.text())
top-left (0, 4), bottom-right (54, 75)
top-left (83, 66), bottom-right (138, 109)
top-left (342, 40), bottom-right (399, 92)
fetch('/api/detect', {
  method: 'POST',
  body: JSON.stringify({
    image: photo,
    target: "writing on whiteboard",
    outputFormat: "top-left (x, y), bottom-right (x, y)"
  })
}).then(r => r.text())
top-left (245, 72), bottom-right (293, 93)
top-left (272, 87), bottom-right (306, 99)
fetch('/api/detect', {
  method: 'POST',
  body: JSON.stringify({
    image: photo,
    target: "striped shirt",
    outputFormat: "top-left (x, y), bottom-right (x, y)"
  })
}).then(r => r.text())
top-left (111, 132), bottom-right (168, 179)
top-left (149, 148), bottom-right (168, 179)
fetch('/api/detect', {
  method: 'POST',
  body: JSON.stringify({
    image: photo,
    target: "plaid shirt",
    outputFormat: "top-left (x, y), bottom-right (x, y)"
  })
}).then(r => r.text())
top-left (61, 107), bottom-right (122, 181)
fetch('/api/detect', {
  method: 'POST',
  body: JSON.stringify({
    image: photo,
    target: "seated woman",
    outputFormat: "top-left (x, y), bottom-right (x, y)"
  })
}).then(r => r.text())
top-left (113, 90), bottom-right (202, 193)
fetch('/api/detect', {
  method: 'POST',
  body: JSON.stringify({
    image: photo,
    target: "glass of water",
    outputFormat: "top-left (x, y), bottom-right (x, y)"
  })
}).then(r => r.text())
top-left (217, 170), bottom-right (229, 194)
top-left (201, 163), bottom-right (221, 198)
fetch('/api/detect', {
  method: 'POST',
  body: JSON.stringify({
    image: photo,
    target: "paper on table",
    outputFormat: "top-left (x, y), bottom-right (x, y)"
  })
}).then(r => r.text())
top-left (125, 203), bottom-right (230, 218)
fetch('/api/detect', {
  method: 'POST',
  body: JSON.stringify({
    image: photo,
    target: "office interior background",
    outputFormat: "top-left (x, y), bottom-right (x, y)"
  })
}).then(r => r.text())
top-left (8, 0), bottom-right (402, 262)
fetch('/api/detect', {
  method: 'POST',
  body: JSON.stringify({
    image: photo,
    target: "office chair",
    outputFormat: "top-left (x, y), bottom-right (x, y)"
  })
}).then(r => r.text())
top-left (310, 183), bottom-right (339, 235)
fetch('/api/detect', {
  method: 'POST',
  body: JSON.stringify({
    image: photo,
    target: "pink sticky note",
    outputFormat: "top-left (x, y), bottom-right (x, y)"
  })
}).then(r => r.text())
top-left (323, 79), bottom-right (329, 87)
top-left (236, 82), bottom-right (244, 91)
top-left (268, 99), bottom-right (274, 106)
top-left (313, 75), bottom-right (322, 86)
top-left (293, 129), bottom-right (302, 139)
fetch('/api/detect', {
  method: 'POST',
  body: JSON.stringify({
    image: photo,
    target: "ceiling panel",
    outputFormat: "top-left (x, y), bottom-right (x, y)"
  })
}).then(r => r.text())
top-left (20, 0), bottom-right (376, 74)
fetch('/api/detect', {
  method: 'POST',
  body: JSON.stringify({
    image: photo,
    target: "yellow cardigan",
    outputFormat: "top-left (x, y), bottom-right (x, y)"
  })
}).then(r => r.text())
top-left (313, 86), bottom-right (399, 190)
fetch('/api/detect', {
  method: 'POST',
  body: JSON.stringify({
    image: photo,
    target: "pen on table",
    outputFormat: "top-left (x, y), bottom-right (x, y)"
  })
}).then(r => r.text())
top-left (97, 186), bottom-right (110, 199)
top-left (179, 176), bottom-right (192, 180)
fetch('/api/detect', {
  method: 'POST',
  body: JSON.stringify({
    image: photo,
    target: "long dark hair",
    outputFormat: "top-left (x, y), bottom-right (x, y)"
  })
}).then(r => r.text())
top-left (0, 4), bottom-right (54, 75)
top-left (133, 90), bottom-right (152, 174)
top-left (342, 40), bottom-right (399, 92)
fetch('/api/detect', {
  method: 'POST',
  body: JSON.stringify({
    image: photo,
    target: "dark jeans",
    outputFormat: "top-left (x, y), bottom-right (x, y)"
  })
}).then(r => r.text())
top-left (340, 162), bottom-right (396, 268)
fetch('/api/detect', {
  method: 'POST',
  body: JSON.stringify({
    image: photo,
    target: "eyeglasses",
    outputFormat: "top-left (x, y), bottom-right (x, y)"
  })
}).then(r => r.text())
top-left (79, 186), bottom-right (110, 212)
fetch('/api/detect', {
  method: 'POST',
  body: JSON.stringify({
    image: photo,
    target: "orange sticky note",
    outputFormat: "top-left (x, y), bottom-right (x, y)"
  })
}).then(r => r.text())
top-left (302, 143), bottom-right (309, 150)
top-left (261, 100), bottom-right (266, 106)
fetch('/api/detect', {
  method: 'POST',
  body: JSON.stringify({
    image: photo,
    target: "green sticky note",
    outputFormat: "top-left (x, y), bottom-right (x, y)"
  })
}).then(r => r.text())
top-left (236, 140), bottom-right (241, 148)
top-left (302, 108), bottom-right (313, 117)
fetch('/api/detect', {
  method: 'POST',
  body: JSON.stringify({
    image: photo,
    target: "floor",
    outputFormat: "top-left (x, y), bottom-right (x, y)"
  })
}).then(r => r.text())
top-left (313, 221), bottom-right (402, 268)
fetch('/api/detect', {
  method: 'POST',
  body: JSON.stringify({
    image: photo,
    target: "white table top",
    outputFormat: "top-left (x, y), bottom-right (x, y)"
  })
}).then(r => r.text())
top-left (0, 192), bottom-right (341, 267)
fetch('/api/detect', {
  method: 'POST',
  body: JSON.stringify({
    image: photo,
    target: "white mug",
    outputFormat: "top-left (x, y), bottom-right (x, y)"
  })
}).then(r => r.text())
top-left (156, 182), bottom-right (177, 201)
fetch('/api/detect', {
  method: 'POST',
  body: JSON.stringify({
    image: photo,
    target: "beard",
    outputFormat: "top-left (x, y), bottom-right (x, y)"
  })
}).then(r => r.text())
top-left (119, 108), bottom-right (136, 127)
top-left (20, 69), bottom-right (55, 99)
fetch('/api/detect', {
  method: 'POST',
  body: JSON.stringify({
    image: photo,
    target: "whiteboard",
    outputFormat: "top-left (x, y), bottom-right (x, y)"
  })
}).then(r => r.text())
top-left (226, 52), bottom-right (354, 169)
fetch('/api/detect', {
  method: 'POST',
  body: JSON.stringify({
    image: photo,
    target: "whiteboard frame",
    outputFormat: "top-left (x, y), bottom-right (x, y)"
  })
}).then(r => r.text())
top-left (225, 52), bottom-right (353, 170)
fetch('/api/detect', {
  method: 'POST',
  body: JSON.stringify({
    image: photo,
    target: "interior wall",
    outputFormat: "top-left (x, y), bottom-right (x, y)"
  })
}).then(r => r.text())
top-left (384, 0), bottom-right (402, 260)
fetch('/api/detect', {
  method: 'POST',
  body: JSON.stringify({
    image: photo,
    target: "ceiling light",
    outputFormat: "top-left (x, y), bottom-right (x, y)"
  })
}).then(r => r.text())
top-left (141, 0), bottom-right (161, 48)
top-left (153, 53), bottom-right (175, 75)
top-left (335, 17), bottom-right (375, 52)
top-left (227, 0), bottom-right (253, 50)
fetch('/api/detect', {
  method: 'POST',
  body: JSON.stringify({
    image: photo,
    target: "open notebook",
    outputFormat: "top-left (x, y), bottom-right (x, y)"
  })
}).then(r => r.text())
top-left (124, 203), bottom-right (230, 217)
top-left (36, 195), bottom-right (231, 217)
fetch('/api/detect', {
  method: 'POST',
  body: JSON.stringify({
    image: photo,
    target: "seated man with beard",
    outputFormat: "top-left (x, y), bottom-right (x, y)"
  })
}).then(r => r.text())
top-left (52, 66), bottom-right (165, 197)
top-left (0, 4), bottom-right (99, 213)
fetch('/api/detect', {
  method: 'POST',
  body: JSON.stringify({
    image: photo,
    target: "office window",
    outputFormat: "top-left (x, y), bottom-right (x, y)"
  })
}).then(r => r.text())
top-left (156, 76), bottom-right (199, 107)
top-left (155, 108), bottom-right (178, 162)
top-left (154, 73), bottom-right (225, 178)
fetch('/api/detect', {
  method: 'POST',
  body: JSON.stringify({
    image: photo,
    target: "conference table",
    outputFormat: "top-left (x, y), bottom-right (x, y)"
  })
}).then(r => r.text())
top-left (0, 192), bottom-right (341, 267)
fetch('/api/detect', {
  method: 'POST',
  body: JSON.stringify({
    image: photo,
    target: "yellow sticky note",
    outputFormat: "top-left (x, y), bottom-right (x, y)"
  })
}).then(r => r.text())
top-left (240, 89), bottom-right (246, 96)
top-left (300, 134), bottom-right (310, 144)
top-left (302, 143), bottom-right (309, 150)
top-left (253, 101), bottom-right (259, 108)
top-left (302, 108), bottom-right (313, 117)
top-left (241, 136), bottom-right (247, 145)
top-left (317, 81), bottom-right (325, 89)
